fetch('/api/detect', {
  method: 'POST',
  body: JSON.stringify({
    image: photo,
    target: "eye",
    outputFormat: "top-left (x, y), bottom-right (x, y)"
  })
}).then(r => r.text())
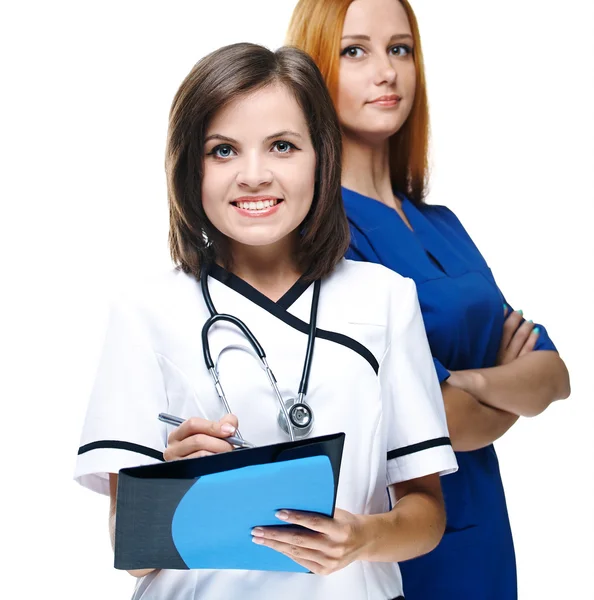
top-left (341, 46), bottom-right (365, 59)
top-left (208, 144), bottom-right (236, 159)
top-left (390, 44), bottom-right (413, 57)
top-left (271, 140), bottom-right (297, 154)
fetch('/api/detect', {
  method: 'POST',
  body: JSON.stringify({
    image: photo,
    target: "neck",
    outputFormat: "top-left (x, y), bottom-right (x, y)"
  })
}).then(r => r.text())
top-left (226, 235), bottom-right (303, 301)
top-left (341, 131), bottom-right (399, 209)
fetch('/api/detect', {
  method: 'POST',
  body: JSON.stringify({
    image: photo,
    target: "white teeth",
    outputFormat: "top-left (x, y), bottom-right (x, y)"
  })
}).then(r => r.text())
top-left (236, 199), bottom-right (278, 211)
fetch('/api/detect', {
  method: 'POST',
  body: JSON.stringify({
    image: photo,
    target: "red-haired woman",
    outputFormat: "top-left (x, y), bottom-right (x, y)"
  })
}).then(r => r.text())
top-left (287, 1), bottom-right (570, 598)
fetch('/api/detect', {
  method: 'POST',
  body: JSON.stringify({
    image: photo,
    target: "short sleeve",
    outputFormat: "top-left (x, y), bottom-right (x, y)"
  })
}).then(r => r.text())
top-left (433, 357), bottom-right (451, 383)
top-left (74, 298), bottom-right (168, 496)
top-left (381, 278), bottom-right (458, 485)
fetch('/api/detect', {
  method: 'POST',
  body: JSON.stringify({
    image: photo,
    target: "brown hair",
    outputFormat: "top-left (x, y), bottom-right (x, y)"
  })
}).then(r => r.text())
top-left (166, 42), bottom-right (350, 280)
top-left (286, 0), bottom-right (430, 204)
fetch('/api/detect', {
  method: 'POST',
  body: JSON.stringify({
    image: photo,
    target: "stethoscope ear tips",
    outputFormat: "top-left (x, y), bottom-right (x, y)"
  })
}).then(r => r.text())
top-left (278, 398), bottom-right (314, 439)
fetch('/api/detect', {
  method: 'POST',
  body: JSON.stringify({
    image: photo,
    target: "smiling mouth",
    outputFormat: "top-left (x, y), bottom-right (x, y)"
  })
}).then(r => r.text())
top-left (231, 197), bottom-right (283, 212)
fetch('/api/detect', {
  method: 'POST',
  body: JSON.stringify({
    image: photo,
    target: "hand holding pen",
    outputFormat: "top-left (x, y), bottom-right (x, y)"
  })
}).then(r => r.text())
top-left (160, 412), bottom-right (254, 461)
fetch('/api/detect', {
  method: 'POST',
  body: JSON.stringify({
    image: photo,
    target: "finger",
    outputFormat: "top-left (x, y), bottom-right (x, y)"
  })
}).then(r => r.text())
top-left (507, 319), bottom-right (535, 358)
top-left (252, 526), bottom-right (327, 553)
top-left (519, 327), bottom-right (540, 357)
top-left (168, 416), bottom-right (236, 444)
top-left (184, 450), bottom-right (215, 460)
top-left (168, 433), bottom-right (234, 459)
top-left (253, 538), bottom-right (325, 574)
top-left (275, 510), bottom-right (335, 535)
top-left (501, 310), bottom-right (523, 349)
top-left (163, 447), bottom-right (215, 462)
top-left (252, 535), bottom-right (328, 567)
top-left (288, 557), bottom-right (327, 575)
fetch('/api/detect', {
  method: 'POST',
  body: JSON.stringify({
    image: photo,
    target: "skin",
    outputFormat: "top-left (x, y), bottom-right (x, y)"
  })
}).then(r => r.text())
top-left (335, 0), bottom-right (570, 450)
top-left (110, 82), bottom-right (446, 577)
top-left (201, 83), bottom-right (317, 298)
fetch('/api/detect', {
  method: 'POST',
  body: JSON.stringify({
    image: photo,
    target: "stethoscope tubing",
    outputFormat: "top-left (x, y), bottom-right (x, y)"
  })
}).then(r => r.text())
top-left (199, 264), bottom-right (319, 441)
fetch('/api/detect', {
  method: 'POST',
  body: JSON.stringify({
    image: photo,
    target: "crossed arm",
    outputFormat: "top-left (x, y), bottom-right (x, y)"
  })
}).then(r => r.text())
top-left (443, 309), bottom-right (570, 452)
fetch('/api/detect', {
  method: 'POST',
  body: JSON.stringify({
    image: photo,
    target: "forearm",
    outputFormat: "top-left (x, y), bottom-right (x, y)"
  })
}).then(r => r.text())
top-left (450, 351), bottom-right (570, 417)
top-left (357, 488), bottom-right (445, 563)
top-left (442, 382), bottom-right (519, 452)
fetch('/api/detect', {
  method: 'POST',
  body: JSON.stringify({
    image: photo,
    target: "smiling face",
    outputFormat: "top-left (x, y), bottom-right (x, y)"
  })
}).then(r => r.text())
top-left (337, 0), bottom-right (416, 144)
top-left (201, 84), bottom-right (317, 257)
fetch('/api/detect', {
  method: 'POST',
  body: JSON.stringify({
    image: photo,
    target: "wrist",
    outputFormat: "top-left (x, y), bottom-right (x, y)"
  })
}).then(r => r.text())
top-left (354, 512), bottom-right (393, 563)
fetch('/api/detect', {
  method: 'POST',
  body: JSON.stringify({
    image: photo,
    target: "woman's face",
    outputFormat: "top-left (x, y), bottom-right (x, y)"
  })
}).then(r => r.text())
top-left (201, 84), bottom-right (316, 254)
top-left (337, 0), bottom-right (416, 144)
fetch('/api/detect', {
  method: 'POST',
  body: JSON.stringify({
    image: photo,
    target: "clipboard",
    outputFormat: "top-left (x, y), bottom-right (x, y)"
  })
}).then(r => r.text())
top-left (114, 432), bottom-right (345, 573)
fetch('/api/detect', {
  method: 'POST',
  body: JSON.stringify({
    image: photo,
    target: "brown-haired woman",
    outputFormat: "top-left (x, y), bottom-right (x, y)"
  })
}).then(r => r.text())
top-left (74, 42), bottom-right (457, 600)
top-left (287, 1), bottom-right (571, 599)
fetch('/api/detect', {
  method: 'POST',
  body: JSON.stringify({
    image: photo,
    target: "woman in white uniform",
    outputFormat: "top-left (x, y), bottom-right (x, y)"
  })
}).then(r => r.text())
top-left (74, 43), bottom-right (457, 600)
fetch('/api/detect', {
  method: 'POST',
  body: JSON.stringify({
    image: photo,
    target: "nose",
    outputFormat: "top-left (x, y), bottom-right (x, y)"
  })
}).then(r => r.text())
top-left (372, 54), bottom-right (397, 87)
top-left (236, 151), bottom-right (273, 189)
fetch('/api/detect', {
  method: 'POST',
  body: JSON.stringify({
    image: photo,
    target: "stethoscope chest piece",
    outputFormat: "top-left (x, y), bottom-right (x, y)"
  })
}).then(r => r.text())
top-left (277, 397), bottom-right (314, 439)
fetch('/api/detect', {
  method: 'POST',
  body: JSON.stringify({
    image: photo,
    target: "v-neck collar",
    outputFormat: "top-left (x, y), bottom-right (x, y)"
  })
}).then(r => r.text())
top-left (205, 262), bottom-right (380, 374)
top-left (342, 186), bottom-right (466, 279)
top-left (208, 263), bottom-right (312, 312)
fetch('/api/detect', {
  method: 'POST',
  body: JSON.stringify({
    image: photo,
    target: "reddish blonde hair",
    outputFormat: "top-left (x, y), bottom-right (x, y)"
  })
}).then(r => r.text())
top-left (286, 0), bottom-right (429, 204)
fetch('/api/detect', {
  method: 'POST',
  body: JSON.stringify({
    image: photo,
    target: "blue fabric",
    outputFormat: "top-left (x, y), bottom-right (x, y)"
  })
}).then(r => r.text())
top-left (342, 187), bottom-right (556, 600)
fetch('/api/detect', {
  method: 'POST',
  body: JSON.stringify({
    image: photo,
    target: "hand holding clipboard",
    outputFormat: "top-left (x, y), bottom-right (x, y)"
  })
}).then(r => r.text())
top-left (114, 417), bottom-right (345, 573)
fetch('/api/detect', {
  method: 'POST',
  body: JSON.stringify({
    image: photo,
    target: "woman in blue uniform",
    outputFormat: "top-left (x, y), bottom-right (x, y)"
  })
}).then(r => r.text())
top-left (286, 0), bottom-right (571, 598)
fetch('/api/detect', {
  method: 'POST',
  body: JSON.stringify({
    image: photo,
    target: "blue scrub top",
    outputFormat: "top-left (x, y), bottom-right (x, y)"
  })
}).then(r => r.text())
top-left (342, 187), bottom-right (556, 600)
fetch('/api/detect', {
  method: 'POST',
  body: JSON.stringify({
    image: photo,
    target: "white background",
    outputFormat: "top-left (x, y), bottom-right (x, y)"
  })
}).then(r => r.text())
top-left (1, 1), bottom-right (592, 598)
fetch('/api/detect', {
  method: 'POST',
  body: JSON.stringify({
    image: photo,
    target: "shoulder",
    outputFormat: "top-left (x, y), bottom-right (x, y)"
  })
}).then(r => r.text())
top-left (325, 259), bottom-right (418, 327)
top-left (417, 201), bottom-right (483, 254)
top-left (418, 202), bottom-right (466, 230)
top-left (330, 258), bottom-right (416, 294)
top-left (109, 267), bottom-right (200, 323)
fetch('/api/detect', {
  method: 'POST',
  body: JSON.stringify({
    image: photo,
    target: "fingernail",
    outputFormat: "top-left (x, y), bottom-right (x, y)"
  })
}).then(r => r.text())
top-left (503, 303), bottom-right (508, 312)
top-left (528, 319), bottom-right (533, 324)
top-left (251, 528), bottom-right (264, 537)
top-left (275, 510), bottom-right (289, 521)
top-left (221, 424), bottom-right (236, 434)
top-left (517, 309), bottom-right (523, 316)
top-left (533, 327), bottom-right (541, 335)
top-left (252, 537), bottom-right (264, 544)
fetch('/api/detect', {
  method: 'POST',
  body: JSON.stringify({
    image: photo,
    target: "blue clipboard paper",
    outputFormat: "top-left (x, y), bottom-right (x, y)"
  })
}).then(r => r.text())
top-left (114, 432), bottom-right (345, 573)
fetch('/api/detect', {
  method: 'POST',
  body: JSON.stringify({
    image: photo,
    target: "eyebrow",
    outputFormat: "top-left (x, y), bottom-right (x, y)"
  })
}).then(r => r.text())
top-left (341, 33), bottom-right (413, 42)
top-left (204, 130), bottom-right (303, 144)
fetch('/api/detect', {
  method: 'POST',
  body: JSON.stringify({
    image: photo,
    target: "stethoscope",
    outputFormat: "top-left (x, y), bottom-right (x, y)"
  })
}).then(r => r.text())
top-left (200, 265), bottom-right (320, 442)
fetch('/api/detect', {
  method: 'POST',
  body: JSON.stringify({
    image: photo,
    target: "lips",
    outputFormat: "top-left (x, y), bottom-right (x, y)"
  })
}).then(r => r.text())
top-left (369, 94), bottom-right (401, 105)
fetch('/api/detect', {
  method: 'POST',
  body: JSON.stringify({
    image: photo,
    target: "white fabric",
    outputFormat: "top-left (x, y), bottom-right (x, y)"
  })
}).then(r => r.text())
top-left (74, 258), bottom-right (457, 600)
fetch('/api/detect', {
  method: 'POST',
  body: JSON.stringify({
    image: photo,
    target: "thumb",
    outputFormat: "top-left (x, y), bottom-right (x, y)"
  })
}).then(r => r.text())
top-left (219, 413), bottom-right (239, 433)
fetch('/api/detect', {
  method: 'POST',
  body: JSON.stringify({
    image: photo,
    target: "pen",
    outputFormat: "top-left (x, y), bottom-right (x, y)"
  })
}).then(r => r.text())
top-left (158, 412), bottom-right (255, 449)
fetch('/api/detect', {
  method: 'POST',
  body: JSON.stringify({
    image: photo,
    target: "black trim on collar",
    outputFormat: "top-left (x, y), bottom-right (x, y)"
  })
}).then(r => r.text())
top-left (209, 263), bottom-right (310, 310)
top-left (387, 437), bottom-right (451, 460)
top-left (208, 264), bottom-right (379, 374)
top-left (276, 277), bottom-right (311, 309)
top-left (78, 440), bottom-right (165, 462)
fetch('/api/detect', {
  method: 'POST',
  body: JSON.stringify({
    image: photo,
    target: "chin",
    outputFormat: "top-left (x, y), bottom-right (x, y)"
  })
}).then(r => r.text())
top-left (346, 118), bottom-right (406, 145)
top-left (228, 230), bottom-right (290, 249)
top-left (358, 126), bottom-right (401, 146)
